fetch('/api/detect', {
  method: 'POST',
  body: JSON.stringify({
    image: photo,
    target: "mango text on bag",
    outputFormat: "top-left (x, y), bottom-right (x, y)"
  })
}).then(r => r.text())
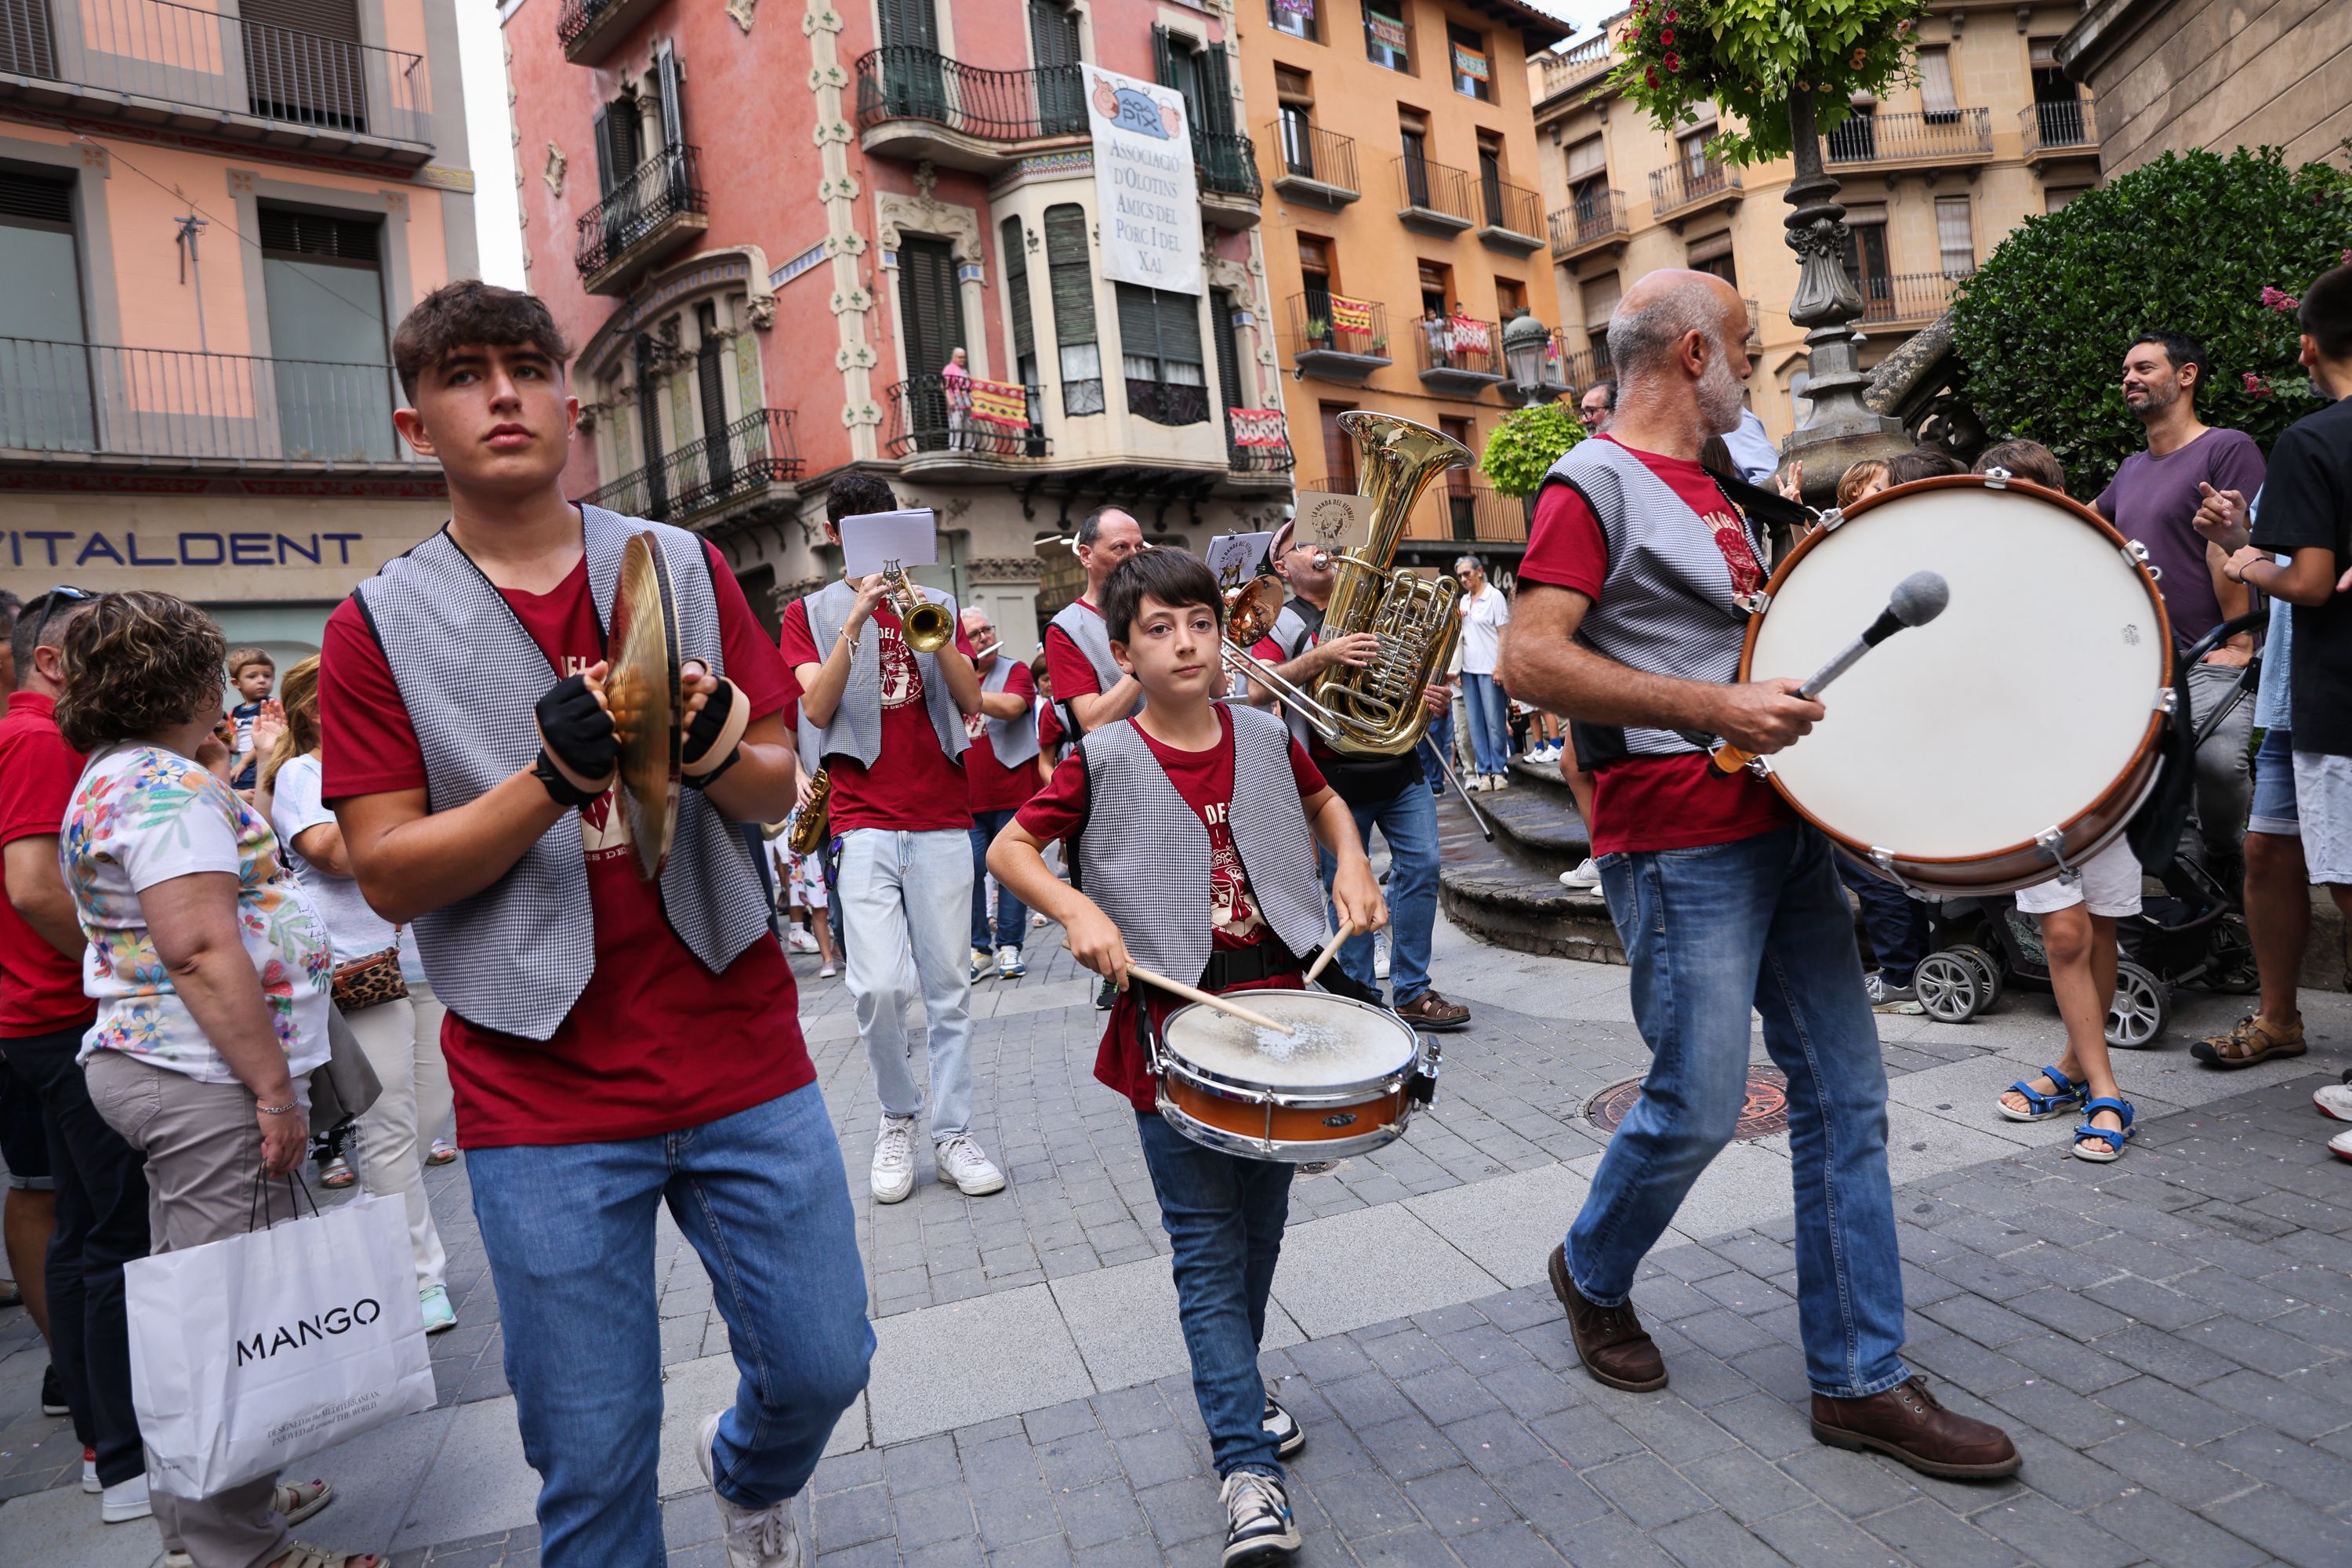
top-left (234, 1297), bottom-right (383, 1366)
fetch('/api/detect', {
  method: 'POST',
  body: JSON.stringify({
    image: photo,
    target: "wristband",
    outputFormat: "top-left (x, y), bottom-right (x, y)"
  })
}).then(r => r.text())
top-left (685, 745), bottom-right (745, 791)
top-left (533, 750), bottom-right (605, 808)
top-left (255, 1102), bottom-right (299, 1116)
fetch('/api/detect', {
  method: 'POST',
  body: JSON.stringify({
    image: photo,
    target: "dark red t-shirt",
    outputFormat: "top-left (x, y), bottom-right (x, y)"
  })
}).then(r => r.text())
top-left (0, 693), bottom-right (94, 1036)
top-left (1016, 709), bottom-right (1327, 1112)
top-left (779, 598), bottom-right (976, 833)
top-left (1037, 695), bottom-right (1066, 758)
top-left (1519, 438), bottom-right (1791, 856)
top-left (318, 543), bottom-right (811, 1148)
top-left (1044, 601), bottom-right (1121, 712)
top-left (964, 658), bottom-right (1040, 814)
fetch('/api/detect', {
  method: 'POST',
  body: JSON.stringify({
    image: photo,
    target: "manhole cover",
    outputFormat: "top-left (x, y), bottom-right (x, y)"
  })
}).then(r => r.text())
top-left (1584, 1066), bottom-right (1791, 1140)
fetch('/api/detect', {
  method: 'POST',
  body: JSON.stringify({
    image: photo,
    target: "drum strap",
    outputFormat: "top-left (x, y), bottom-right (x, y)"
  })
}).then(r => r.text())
top-left (1200, 941), bottom-right (1299, 990)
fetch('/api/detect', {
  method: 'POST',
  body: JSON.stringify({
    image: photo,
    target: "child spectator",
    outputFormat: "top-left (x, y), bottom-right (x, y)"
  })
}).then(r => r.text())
top-left (223, 647), bottom-right (275, 792)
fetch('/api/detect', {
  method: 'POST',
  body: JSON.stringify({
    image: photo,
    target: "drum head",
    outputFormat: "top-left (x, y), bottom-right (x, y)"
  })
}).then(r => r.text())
top-left (1163, 991), bottom-right (1417, 1091)
top-left (1748, 481), bottom-right (2165, 862)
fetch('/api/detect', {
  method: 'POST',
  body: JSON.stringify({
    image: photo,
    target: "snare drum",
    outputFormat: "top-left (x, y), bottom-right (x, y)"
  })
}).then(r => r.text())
top-left (1152, 990), bottom-right (1440, 1162)
top-left (1740, 474), bottom-right (2172, 896)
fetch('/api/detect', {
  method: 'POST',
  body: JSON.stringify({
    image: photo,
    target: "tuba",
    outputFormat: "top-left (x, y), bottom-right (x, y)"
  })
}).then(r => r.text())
top-left (1308, 412), bottom-right (1472, 756)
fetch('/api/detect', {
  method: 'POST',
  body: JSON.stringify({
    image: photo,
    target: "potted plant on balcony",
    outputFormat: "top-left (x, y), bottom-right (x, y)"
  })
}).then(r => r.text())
top-left (1306, 316), bottom-right (1332, 350)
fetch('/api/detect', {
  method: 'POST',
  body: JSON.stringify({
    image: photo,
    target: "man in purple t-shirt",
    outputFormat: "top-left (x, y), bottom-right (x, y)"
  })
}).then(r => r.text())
top-left (2097, 329), bottom-right (2265, 873)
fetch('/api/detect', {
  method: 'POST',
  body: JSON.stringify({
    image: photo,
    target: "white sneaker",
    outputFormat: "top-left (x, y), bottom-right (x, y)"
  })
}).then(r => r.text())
top-left (2332, 1128), bottom-right (2352, 1163)
top-left (996, 946), bottom-right (1025, 980)
top-left (100, 1472), bottom-right (151, 1523)
top-left (818, 962), bottom-right (837, 979)
top-left (871, 1115), bottom-right (917, 1203)
top-left (936, 1134), bottom-right (1007, 1196)
top-left (2314, 1084), bottom-right (2352, 1122)
top-left (1221, 1470), bottom-right (1301, 1563)
top-left (81, 1446), bottom-right (97, 1494)
top-left (1558, 858), bottom-right (1600, 888)
top-left (697, 1411), bottom-right (803, 1568)
top-left (786, 927), bottom-right (818, 953)
top-left (1372, 931), bottom-right (1391, 981)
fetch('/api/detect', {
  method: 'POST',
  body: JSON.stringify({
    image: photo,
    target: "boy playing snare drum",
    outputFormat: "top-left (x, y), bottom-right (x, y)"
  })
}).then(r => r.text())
top-left (989, 548), bottom-right (1385, 1567)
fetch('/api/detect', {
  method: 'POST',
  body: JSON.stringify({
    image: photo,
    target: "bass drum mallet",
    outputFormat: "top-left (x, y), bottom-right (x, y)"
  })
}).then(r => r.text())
top-left (1712, 570), bottom-right (1950, 774)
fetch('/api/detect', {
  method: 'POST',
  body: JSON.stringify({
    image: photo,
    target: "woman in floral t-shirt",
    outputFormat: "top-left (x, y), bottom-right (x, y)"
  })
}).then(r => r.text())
top-left (57, 592), bottom-right (376, 1568)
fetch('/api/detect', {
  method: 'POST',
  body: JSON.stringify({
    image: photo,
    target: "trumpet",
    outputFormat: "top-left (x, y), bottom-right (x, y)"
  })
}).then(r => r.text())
top-left (1219, 575), bottom-right (1344, 742)
top-left (880, 558), bottom-right (953, 653)
top-left (786, 768), bottom-right (832, 855)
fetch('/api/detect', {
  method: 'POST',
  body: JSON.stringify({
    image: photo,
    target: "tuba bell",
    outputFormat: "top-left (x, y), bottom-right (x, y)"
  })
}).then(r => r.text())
top-left (1308, 412), bottom-right (1472, 756)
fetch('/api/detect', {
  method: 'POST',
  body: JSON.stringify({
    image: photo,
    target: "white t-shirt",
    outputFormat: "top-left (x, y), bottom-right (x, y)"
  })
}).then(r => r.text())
top-left (64, 744), bottom-right (332, 1083)
top-left (267, 753), bottom-right (408, 964)
top-left (1459, 583), bottom-right (1511, 675)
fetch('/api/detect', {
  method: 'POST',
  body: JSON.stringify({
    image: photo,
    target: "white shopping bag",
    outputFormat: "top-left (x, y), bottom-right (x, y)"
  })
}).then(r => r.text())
top-left (126, 1191), bottom-right (437, 1498)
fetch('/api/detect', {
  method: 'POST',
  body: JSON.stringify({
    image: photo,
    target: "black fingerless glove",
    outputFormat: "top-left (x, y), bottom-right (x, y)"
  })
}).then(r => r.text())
top-left (681, 675), bottom-right (739, 789)
top-left (533, 673), bottom-right (616, 806)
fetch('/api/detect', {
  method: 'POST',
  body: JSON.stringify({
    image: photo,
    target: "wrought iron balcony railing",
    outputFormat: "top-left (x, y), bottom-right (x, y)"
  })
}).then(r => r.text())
top-left (1650, 158), bottom-right (1741, 216)
top-left (0, 338), bottom-right (408, 464)
top-left (1555, 336), bottom-right (1610, 391)
top-left (0, 0), bottom-right (430, 157)
top-left (582, 409), bottom-right (802, 526)
top-left (1269, 120), bottom-right (1359, 199)
top-left (1855, 270), bottom-right (1970, 326)
top-left (1228, 428), bottom-right (1294, 474)
top-left (1287, 293), bottom-right (1391, 376)
top-left (573, 145), bottom-right (706, 283)
top-left (2020, 98), bottom-right (2098, 157)
top-left (852, 48), bottom-right (1087, 143)
top-left (883, 374), bottom-right (1047, 460)
top-left (1418, 481), bottom-right (1525, 545)
top-left (1394, 153), bottom-right (1478, 230)
top-left (1194, 129), bottom-right (1261, 201)
top-left (1478, 175), bottom-right (1543, 243)
top-left (1549, 188), bottom-right (1628, 256)
top-left (1823, 107), bottom-right (1993, 167)
top-left (1413, 315), bottom-right (1501, 383)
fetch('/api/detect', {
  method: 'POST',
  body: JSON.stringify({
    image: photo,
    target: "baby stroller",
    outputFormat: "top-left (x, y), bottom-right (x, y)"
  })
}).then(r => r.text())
top-left (1904, 612), bottom-right (2263, 1049)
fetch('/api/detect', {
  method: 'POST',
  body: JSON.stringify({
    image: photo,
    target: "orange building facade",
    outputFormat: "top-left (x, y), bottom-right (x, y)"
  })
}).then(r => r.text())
top-left (505, 0), bottom-right (1298, 653)
top-left (0, 0), bottom-right (478, 666)
top-left (1234, 0), bottom-right (1565, 572)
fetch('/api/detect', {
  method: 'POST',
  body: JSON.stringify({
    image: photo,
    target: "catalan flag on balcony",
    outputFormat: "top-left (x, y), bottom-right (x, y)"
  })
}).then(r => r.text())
top-left (1328, 294), bottom-right (1374, 340)
top-left (1229, 408), bottom-right (1287, 448)
top-left (969, 378), bottom-right (1029, 426)
top-left (1448, 316), bottom-right (1490, 354)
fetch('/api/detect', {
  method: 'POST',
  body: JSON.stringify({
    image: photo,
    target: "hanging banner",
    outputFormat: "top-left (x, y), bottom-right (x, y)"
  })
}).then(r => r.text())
top-left (1449, 316), bottom-right (1492, 355)
top-left (1083, 64), bottom-right (1201, 296)
top-left (969, 379), bottom-right (1029, 426)
top-left (1275, 0), bottom-right (1315, 13)
top-left (1365, 10), bottom-right (1408, 50)
top-left (1228, 408), bottom-right (1287, 447)
top-left (1327, 294), bottom-right (1374, 340)
top-left (1452, 45), bottom-right (1490, 82)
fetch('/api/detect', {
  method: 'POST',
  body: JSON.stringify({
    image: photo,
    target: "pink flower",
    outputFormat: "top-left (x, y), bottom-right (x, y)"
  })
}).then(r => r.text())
top-left (1661, 28), bottom-right (1674, 45)
top-left (2242, 372), bottom-right (2272, 397)
top-left (1645, 66), bottom-right (1658, 88)
top-left (1665, 8), bottom-right (1677, 17)
top-left (1663, 50), bottom-right (1680, 71)
top-left (2261, 285), bottom-right (2300, 312)
top-left (1851, 46), bottom-right (1869, 67)
top-left (2342, 247), bottom-right (2350, 263)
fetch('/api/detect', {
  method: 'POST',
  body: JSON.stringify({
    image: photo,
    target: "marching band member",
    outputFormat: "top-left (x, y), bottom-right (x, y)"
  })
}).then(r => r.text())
top-left (989, 547), bottom-right (1385, 1568)
top-left (780, 474), bottom-right (1005, 1204)
top-left (1044, 506), bottom-right (1147, 733)
top-left (960, 607), bottom-right (1040, 982)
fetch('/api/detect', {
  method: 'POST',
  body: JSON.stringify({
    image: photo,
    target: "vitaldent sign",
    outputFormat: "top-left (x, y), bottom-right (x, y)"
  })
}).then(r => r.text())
top-left (0, 499), bottom-right (446, 604)
top-left (1083, 64), bottom-right (1201, 298)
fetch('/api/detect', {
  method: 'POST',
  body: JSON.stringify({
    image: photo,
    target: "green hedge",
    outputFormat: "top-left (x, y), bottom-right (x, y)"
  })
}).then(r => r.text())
top-left (1948, 146), bottom-right (2352, 495)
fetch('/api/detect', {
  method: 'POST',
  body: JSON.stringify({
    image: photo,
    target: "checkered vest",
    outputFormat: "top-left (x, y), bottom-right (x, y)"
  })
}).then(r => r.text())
top-left (1073, 705), bottom-right (1327, 985)
top-left (980, 655), bottom-right (1042, 769)
top-left (1047, 599), bottom-right (1142, 729)
top-left (1538, 438), bottom-right (1759, 761)
top-left (351, 506), bottom-right (769, 1041)
top-left (801, 578), bottom-right (968, 769)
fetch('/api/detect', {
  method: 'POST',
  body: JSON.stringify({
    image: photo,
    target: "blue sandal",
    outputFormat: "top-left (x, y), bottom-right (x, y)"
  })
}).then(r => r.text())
top-left (2000, 1065), bottom-right (2085, 1123)
top-left (2071, 1097), bottom-right (2135, 1162)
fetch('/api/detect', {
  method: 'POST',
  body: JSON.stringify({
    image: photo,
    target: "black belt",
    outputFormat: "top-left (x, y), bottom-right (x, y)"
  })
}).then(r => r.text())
top-left (1198, 943), bottom-right (1299, 990)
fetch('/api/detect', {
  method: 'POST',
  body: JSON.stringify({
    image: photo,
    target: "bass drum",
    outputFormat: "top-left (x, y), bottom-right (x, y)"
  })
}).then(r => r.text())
top-left (1740, 474), bottom-right (2171, 896)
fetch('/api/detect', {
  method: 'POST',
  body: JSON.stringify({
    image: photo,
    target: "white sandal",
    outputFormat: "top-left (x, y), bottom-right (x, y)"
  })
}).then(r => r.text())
top-left (278, 1478), bottom-right (333, 1524)
top-left (270, 1542), bottom-right (383, 1568)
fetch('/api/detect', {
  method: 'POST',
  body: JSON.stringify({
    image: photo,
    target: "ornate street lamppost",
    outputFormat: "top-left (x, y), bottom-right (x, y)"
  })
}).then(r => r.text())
top-left (1778, 94), bottom-right (1904, 495)
top-left (1501, 309), bottom-right (1556, 407)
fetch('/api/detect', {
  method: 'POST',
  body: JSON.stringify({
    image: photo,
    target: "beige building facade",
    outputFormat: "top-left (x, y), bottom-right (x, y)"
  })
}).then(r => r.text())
top-left (1530, 2), bottom-right (2102, 449)
top-left (2058, 0), bottom-right (2352, 179)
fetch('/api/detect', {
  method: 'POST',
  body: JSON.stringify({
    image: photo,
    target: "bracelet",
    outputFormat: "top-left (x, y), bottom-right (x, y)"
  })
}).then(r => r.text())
top-left (255, 1102), bottom-right (299, 1116)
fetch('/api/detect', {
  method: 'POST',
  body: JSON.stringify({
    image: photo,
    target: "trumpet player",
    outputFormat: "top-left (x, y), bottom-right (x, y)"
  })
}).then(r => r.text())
top-left (782, 474), bottom-right (1007, 1206)
top-left (1243, 531), bottom-right (1472, 1033)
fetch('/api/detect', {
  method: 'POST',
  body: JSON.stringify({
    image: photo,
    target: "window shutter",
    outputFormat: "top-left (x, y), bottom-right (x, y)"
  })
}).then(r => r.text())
top-left (655, 45), bottom-right (684, 150)
top-left (879, 0), bottom-right (938, 51)
top-left (597, 101), bottom-right (639, 187)
top-left (1580, 273), bottom-right (1619, 331)
top-left (0, 0), bottom-right (57, 78)
top-left (1840, 201), bottom-right (1887, 227)
top-left (1934, 196), bottom-right (1975, 275)
top-left (1116, 282), bottom-right (1160, 366)
top-left (1002, 217), bottom-right (1036, 365)
top-left (242, 0), bottom-right (358, 37)
top-left (1157, 289), bottom-right (1202, 368)
top-left (1918, 47), bottom-right (1957, 116)
top-left (897, 235), bottom-right (965, 380)
top-left (0, 169), bottom-right (72, 226)
top-left (1200, 45), bottom-right (1236, 136)
top-left (1319, 403), bottom-right (1357, 489)
top-left (1210, 288), bottom-right (1244, 418)
top-left (2029, 37), bottom-right (2061, 71)
top-left (258, 209), bottom-right (381, 263)
top-left (1152, 23), bottom-right (1174, 88)
top-left (1043, 203), bottom-right (1095, 346)
top-left (1564, 136), bottom-right (1606, 183)
top-left (1685, 230), bottom-right (1733, 266)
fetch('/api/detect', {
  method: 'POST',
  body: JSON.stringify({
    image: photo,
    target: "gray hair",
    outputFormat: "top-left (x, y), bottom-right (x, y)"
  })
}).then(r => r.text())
top-left (1453, 554), bottom-right (1484, 575)
top-left (1606, 281), bottom-right (1731, 389)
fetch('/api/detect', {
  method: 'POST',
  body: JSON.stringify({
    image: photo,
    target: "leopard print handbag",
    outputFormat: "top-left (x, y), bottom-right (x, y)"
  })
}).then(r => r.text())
top-left (331, 946), bottom-right (409, 1014)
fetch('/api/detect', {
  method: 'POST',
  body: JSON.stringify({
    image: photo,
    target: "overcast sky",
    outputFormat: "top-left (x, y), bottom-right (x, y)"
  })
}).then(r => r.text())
top-left (454, 0), bottom-right (1621, 289)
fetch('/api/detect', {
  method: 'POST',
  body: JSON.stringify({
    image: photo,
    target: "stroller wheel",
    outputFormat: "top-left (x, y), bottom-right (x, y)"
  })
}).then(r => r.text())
top-left (1913, 951), bottom-right (1984, 1024)
top-left (2107, 961), bottom-right (2169, 1049)
top-left (1945, 944), bottom-right (2005, 1013)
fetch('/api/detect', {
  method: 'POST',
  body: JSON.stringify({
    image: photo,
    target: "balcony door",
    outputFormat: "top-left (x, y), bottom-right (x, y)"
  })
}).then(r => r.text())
top-left (0, 169), bottom-right (91, 452)
top-left (1839, 213), bottom-right (1892, 321)
top-left (258, 208), bottom-right (392, 461)
top-left (693, 302), bottom-right (733, 503)
top-left (1030, 0), bottom-right (1083, 135)
top-left (877, 0), bottom-right (944, 121)
top-left (241, 0), bottom-right (368, 133)
top-left (1441, 416), bottom-right (1474, 540)
top-left (2031, 38), bottom-right (2086, 146)
top-left (1210, 287), bottom-right (1245, 446)
top-left (897, 235), bottom-right (966, 451)
top-left (1400, 125), bottom-right (1432, 209)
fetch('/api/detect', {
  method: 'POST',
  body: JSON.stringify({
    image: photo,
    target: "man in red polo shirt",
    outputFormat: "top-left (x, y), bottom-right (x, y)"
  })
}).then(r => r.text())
top-left (2, 586), bottom-right (153, 1512)
top-left (960, 607), bottom-right (1040, 982)
top-left (1043, 507), bottom-right (1146, 733)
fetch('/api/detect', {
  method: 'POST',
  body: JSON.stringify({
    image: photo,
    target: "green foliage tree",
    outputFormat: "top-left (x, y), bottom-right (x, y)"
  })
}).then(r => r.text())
top-left (1479, 401), bottom-right (1588, 498)
top-left (1949, 147), bottom-right (2352, 494)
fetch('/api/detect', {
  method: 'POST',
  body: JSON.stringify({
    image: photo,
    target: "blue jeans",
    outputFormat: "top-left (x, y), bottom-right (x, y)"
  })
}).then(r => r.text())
top-left (1835, 853), bottom-right (1931, 987)
top-left (969, 807), bottom-right (1029, 953)
top-left (1570, 822), bottom-right (1910, 1399)
top-left (1136, 1112), bottom-right (1291, 1479)
top-left (1421, 715), bottom-right (1454, 792)
top-left (468, 1084), bottom-right (873, 1567)
top-left (1462, 672), bottom-right (1510, 775)
top-left (1316, 779), bottom-right (1439, 1005)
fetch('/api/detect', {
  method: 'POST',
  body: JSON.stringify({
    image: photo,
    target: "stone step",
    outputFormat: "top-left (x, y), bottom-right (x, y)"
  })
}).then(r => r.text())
top-left (1434, 786), bottom-right (1623, 965)
top-left (1454, 774), bottom-right (1591, 879)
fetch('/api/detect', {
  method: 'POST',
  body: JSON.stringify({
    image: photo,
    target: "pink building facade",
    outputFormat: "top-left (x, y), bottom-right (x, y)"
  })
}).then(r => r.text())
top-left (506, 0), bottom-right (1293, 650)
top-left (0, 0), bottom-right (478, 665)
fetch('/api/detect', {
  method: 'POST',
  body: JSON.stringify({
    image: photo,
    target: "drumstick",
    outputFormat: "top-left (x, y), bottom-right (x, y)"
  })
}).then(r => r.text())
top-left (1123, 964), bottom-right (1298, 1036)
top-left (1303, 920), bottom-right (1356, 985)
top-left (1712, 571), bottom-right (1951, 775)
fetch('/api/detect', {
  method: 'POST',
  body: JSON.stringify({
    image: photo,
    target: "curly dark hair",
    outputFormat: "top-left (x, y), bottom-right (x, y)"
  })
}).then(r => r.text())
top-left (391, 279), bottom-right (572, 401)
top-left (54, 591), bottom-right (228, 753)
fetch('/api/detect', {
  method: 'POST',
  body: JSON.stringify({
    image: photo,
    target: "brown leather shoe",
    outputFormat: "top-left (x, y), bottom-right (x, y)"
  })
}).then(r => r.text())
top-left (1811, 1377), bottom-right (2021, 1479)
top-left (1396, 990), bottom-right (1471, 1032)
top-left (1547, 1244), bottom-right (1666, 1392)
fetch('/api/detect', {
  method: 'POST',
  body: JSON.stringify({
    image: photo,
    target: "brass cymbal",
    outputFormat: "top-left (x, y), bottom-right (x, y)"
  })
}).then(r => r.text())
top-left (608, 531), bottom-right (681, 880)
